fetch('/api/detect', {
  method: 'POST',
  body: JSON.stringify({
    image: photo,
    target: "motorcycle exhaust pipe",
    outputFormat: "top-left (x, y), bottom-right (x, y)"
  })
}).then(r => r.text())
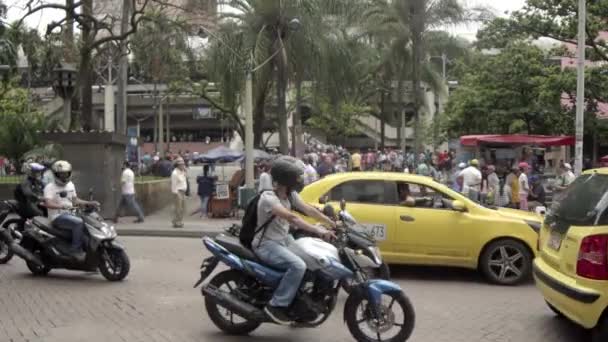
top-left (202, 285), bottom-right (267, 322)
top-left (9, 243), bottom-right (44, 267)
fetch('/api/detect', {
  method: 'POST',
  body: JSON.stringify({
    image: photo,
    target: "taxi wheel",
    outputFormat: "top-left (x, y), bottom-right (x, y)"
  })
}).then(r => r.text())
top-left (479, 239), bottom-right (532, 285)
top-left (592, 315), bottom-right (608, 342)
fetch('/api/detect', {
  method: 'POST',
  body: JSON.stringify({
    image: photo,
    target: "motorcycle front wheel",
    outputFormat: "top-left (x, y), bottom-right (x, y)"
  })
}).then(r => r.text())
top-left (98, 248), bottom-right (130, 281)
top-left (342, 263), bottom-right (390, 293)
top-left (344, 291), bottom-right (415, 342)
top-left (0, 235), bottom-right (13, 264)
top-left (204, 270), bottom-right (261, 335)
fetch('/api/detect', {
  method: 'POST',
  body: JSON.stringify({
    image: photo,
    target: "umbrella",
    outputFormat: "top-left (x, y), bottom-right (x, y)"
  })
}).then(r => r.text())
top-left (238, 149), bottom-right (274, 163)
top-left (196, 146), bottom-right (243, 163)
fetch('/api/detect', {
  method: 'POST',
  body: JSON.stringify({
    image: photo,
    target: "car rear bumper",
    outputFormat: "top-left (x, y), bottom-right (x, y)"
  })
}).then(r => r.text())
top-left (533, 258), bottom-right (605, 329)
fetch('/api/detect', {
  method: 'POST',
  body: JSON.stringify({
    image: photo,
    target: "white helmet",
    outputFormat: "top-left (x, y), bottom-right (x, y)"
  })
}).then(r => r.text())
top-left (51, 160), bottom-right (72, 186)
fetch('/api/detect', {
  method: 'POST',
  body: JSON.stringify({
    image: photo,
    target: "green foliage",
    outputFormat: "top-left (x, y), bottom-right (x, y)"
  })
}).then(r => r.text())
top-left (307, 99), bottom-right (371, 137)
top-left (0, 86), bottom-right (45, 162)
top-left (444, 43), bottom-right (571, 137)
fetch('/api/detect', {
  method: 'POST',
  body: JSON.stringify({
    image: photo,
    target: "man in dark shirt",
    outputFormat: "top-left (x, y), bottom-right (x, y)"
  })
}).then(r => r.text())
top-left (316, 156), bottom-right (335, 178)
top-left (528, 175), bottom-right (546, 208)
top-left (192, 165), bottom-right (215, 218)
top-left (14, 162), bottom-right (46, 218)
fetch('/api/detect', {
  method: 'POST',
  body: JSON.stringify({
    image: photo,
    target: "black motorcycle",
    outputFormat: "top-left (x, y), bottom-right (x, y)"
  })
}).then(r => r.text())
top-left (0, 204), bottom-right (130, 281)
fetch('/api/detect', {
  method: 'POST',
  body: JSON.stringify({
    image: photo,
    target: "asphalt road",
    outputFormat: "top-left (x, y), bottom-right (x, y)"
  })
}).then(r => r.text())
top-left (0, 237), bottom-right (589, 342)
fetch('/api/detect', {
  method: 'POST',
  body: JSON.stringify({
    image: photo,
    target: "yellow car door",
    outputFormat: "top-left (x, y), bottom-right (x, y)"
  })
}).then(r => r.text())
top-left (326, 179), bottom-right (397, 253)
top-left (391, 181), bottom-right (474, 267)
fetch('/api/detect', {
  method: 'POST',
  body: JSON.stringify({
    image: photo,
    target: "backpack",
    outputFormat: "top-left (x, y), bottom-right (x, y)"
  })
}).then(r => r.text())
top-left (239, 191), bottom-right (275, 249)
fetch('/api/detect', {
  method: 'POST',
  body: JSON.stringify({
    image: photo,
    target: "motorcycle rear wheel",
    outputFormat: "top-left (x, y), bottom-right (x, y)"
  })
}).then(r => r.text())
top-left (204, 270), bottom-right (261, 335)
top-left (98, 248), bottom-right (130, 281)
top-left (0, 237), bottom-right (13, 264)
top-left (26, 249), bottom-right (51, 276)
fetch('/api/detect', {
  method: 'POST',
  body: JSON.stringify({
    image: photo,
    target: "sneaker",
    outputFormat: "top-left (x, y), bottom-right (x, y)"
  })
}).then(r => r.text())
top-left (264, 305), bottom-right (292, 325)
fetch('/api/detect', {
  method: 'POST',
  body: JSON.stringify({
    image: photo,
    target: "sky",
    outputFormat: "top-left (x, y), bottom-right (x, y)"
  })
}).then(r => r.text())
top-left (5, 0), bottom-right (527, 40)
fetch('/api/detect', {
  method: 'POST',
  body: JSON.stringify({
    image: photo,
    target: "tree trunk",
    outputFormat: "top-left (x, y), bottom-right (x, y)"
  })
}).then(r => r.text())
top-left (116, 0), bottom-right (131, 135)
top-left (292, 76), bottom-right (304, 158)
top-left (593, 130), bottom-right (599, 167)
top-left (79, 0), bottom-right (96, 131)
top-left (411, 1), bottom-right (424, 156)
top-left (277, 50), bottom-right (289, 155)
top-left (380, 88), bottom-right (386, 151)
top-left (253, 86), bottom-right (267, 148)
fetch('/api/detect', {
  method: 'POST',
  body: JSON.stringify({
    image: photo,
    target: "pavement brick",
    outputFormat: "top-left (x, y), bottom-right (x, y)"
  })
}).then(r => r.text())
top-left (0, 237), bottom-right (588, 342)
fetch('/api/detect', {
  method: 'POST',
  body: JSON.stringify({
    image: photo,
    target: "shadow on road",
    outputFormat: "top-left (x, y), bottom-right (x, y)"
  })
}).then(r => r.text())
top-left (535, 315), bottom-right (589, 341)
top-left (387, 264), bottom-right (535, 285)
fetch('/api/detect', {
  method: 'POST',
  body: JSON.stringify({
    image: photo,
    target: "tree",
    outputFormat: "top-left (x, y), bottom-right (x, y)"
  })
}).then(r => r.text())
top-left (0, 85), bottom-right (45, 163)
top-left (366, 0), bottom-right (481, 155)
top-left (443, 43), bottom-right (572, 137)
top-left (0, 1), bottom-right (16, 69)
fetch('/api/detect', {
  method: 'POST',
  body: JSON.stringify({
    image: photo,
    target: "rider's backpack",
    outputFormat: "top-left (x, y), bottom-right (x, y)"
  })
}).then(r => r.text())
top-left (239, 191), bottom-right (275, 249)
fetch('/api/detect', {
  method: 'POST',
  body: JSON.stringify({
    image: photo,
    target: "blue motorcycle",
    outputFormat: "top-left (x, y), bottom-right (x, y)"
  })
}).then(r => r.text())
top-left (194, 207), bottom-right (415, 341)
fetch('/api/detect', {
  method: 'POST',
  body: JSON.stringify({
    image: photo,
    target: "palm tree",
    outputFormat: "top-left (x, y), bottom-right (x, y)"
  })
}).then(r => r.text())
top-left (0, 1), bottom-right (16, 69)
top-left (367, 0), bottom-right (471, 154)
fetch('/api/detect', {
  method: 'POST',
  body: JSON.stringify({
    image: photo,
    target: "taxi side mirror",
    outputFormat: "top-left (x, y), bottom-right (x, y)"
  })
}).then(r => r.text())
top-left (452, 200), bottom-right (467, 212)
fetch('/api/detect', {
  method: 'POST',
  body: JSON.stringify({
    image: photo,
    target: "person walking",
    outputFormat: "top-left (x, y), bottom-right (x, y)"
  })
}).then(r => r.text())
top-left (191, 165), bottom-right (215, 218)
top-left (553, 162), bottom-right (575, 200)
top-left (351, 149), bottom-right (362, 171)
top-left (171, 157), bottom-right (188, 228)
top-left (460, 159), bottom-right (482, 201)
top-left (518, 162), bottom-right (530, 211)
top-left (114, 161), bottom-right (145, 223)
top-left (506, 166), bottom-right (520, 209)
top-left (487, 165), bottom-right (500, 206)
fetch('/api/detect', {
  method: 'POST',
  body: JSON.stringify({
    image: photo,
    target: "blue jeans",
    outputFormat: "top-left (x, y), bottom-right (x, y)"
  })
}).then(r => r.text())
top-left (254, 236), bottom-right (306, 308)
top-left (53, 214), bottom-right (85, 250)
top-left (199, 195), bottom-right (210, 217)
top-left (115, 194), bottom-right (144, 220)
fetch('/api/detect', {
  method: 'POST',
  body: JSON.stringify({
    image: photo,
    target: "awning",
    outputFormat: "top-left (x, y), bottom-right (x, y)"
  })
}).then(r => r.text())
top-left (460, 134), bottom-right (575, 147)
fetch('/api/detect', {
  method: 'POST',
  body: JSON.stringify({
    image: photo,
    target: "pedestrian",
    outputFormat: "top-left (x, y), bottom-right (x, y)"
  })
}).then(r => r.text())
top-left (303, 156), bottom-right (319, 185)
top-left (451, 162), bottom-right (466, 192)
top-left (258, 162), bottom-right (273, 193)
top-left (171, 157), bottom-right (188, 228)
top-left (497, 179), bottom-right (512, 207)
top-left (553, 162), bottom-right (575, 200)
top-left (317, 156), bottom-right (335, 178)
top-left (486, 165), bottom-right (500, 206)
top-left (460, 159), bottom-right (482, 201)
top-left (351, 149), bottom-right (362, 171)
top-left (480, 168), bottom-right (489, 204)
top-left (192, 165), bottom-right (215, 218)
top-left (114, 161), bottom-right (145, 223)
top-left (518, 162), bottom-right (530, 211)
top-left (416, 155), bottom-right (430, 176)
top-left (528, 175), bottom-right (546, 210)
top-left (506, 166), bottom-right (520, 209)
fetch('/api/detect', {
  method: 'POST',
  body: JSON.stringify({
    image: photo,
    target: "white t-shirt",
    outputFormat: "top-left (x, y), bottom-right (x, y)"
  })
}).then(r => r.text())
top-left (460, 166), bottom-right (482, 193)
top-left (519, 173), bottom-right (529, 196)
top-left (44, 181), bottom-right (77, 221)
top-left (121, 168), bottom-right (136, 195)
top-left (171, 168), bottom-right (188, 194)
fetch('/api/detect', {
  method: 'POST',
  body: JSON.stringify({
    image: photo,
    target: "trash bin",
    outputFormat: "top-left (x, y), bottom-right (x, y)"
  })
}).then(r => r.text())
top-left (238, 187), bottom-right (257, 209)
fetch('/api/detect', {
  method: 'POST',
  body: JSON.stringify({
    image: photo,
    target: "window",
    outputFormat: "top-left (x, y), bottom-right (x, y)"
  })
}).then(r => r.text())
top-left (329, 181), bottom-right (397, 205)
top-left (397, 182), bottom-right (453, 209)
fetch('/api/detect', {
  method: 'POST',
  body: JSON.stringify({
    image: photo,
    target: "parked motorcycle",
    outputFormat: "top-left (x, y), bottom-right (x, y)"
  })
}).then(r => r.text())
top-left (0, 201), bottom-right (130, 281)
top-left (194, 203), bottom-right (415, 342)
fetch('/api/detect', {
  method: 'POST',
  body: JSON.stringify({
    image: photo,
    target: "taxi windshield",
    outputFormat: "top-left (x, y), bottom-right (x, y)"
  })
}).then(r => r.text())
top-left (549, 173), bottom-right (608, 226)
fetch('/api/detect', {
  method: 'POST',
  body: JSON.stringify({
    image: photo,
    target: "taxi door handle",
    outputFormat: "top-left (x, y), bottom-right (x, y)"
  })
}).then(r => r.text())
top-left (400, 215), bottom-right (415, 222)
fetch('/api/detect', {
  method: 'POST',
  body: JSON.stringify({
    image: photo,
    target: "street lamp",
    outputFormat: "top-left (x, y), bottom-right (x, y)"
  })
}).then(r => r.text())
top-left (52, 63), bottom-right (78, 131)
top-left (199, 18), bottom-right (300, 189)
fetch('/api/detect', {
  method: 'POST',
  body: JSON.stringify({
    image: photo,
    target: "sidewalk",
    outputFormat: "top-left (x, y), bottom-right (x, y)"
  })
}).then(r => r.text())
top-left (114, 189), bottom-right (240, 238)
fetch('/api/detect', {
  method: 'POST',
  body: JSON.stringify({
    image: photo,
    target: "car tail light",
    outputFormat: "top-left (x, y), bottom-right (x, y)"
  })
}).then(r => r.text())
top-left (577, 235), bottom-right (608, 280)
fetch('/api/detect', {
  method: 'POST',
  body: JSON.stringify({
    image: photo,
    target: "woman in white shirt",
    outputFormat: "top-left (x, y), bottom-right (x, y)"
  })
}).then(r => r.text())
top-left (518, 162), bottom-right (530, 210)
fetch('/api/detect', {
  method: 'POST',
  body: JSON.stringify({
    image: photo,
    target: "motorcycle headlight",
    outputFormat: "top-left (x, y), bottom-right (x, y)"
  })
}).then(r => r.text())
top-left (98, 223), bottom-right (117, 238)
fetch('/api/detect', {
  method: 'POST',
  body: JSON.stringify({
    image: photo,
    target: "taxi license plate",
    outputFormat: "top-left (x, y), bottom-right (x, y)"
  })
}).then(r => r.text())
top-left (548, 232), bottom-right (563, 250)
top-left (360, 224), bottom-right (387, 241)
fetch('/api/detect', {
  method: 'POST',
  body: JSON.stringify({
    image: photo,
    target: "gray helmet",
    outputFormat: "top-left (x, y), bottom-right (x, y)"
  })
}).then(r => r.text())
top-left (51, 160), bottom-right (72, 186)
top-left (270, 156), bottom-right (305, 192)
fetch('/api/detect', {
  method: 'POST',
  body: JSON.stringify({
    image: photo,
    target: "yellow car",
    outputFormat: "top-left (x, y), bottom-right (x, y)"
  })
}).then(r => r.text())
top-left (534, 168), bottom-right (608, 342)
top-left (300, 172), bottom-right (541, 285)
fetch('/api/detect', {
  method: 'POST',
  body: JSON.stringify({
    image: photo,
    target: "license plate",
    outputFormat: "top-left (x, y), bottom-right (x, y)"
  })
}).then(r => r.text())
top-left (548, 232), bottom-right (563, 250)
top-left (359, 224), bottom-right (387, 241)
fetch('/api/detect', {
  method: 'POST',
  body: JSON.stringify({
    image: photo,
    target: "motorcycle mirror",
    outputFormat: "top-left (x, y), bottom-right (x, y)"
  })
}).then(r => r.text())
top-left (340, 199), bottom-right (346, 211)
top-left (322, 204), bottom-right (336, 220)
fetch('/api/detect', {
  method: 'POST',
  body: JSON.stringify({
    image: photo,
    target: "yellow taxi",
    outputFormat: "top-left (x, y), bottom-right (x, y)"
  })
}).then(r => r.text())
top-left (300, 172), bottom-right (541, 285)
top-left (534, 168), bottom-right (608, 341)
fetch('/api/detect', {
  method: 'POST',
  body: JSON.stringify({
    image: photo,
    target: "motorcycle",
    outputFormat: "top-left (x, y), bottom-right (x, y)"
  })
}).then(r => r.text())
top-left (0, 200), bottom-right (23, 264)
top-left (194, 203), bottom-right (415, 342)
top-left (0, 200), bottom-right (130, 282)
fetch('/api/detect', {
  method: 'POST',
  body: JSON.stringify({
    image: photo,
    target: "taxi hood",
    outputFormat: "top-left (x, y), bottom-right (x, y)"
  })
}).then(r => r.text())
top-left (494, 207), bottom-right (542, 223)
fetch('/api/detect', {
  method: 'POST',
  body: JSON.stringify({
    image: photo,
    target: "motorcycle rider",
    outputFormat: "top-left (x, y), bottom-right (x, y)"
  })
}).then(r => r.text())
top-left (43, 160), bottom-right (99, 261)
top-left (14, 162), bottom-right (46, 219)
top-left (253, 156), bottom-right (336, 325)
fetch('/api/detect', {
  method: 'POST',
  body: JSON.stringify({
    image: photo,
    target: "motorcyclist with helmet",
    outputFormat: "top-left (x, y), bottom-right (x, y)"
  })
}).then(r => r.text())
top-left (14, 162), bottom-right (46, 219)
top-left (43, 160), bottom-right (100, 261)
top-left (253, 156), bottom-right (336, 325)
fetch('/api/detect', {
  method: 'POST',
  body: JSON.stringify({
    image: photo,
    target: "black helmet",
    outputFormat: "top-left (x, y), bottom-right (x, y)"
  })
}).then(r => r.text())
top-left (271, 156), bottom-right (305, 191)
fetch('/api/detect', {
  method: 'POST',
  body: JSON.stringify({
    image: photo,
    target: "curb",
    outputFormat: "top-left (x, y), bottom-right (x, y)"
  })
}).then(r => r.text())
top-left (117, 229), bottom-right (222, 239)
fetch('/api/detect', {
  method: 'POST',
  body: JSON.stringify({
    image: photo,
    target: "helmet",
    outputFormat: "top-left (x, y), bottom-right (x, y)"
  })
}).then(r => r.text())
top-left (270, 156), bottom-right (305, 192)
top-left (24, 162), bottom-right (45, 180)
top-left (52, 160), bottom-right (73, 186)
